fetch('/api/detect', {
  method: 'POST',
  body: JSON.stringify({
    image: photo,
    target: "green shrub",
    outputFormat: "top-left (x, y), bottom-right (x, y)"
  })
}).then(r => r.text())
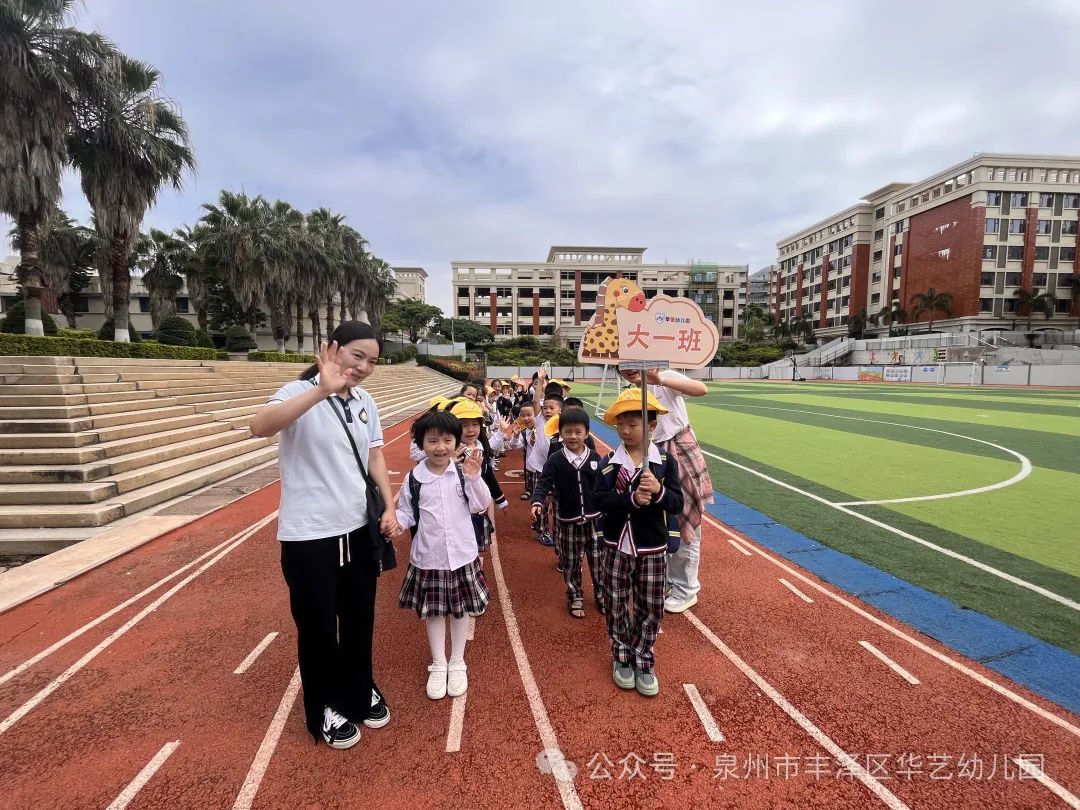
top-left (156, 315), bottom-right (198, 346)
top-left (96, 318), bottom-right (141, 343)
top-left (0, 300), bottom-right (59, 335)
top-left (0, 333), bottom-right (223, 359)
top-left (416, 354), bottom-right (484, 381)
top-left (224, 325), bottom-right (257, 352)
top-left (248, 351), bottom-right (316, 363)
top-left (58, 327), bottom-right (97, 339)
top-left (486, 346), bottom-right (577, 366)
top-left (716, 341), bottom-right (787, 367)
top-left (194, 328), bottom-right (215, 348)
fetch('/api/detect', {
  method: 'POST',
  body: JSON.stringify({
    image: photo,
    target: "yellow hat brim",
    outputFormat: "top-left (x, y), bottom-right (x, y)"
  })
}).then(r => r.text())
top-left (544, 418), bottom-right (560, 437)
top-left (603, 393), bottom-right (669, 425)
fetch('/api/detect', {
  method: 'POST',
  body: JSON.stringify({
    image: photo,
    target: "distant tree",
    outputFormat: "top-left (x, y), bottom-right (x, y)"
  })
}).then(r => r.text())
top-left (909, 288), bottom-right (953, 332)
top-left (1011, 286), bottom-right (1056, 331)
top-left (385, 299), bottom-right (442, 342)
top-left (434, 318), bottom-right (493, 348)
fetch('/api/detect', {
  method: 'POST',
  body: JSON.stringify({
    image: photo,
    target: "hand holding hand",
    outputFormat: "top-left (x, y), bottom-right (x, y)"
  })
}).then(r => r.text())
top-left (379, 509), bottom-right (400, 538)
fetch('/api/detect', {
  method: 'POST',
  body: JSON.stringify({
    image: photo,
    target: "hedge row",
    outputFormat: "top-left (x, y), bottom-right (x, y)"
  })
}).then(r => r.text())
top-left (416, 354), bottom-right (484, 382)
top-left (248, 351), bottom-right (317, 363)
top-left (0, 333), bottom-right (226, 360)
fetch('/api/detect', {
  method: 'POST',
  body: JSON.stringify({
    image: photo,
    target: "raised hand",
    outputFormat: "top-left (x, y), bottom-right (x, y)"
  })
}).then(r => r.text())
top-left (316, 341), bottom-right (357, 394)
top-left (498, 416), bottom-right (515, 438)
top-left (461, 447), bottom-right (482, 477)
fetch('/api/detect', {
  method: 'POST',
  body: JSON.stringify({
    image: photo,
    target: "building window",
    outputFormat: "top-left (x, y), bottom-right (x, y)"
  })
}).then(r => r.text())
top-left (1058, 298), bottom-right (1072, 313)
top-left (893, 267), bottom-right (901, 279)
top-left (1008, 219), bottom-right (1026, 234)
top-left (872, 271), bottom-right (881, 282)
top-left (1036, 219), bottom-right (1052, 235)
top-left (987, 191), bottom-right (1002, 206)
top-left (1033, 272), bottom-right (1048, 286)
top-left (985, 218), bottom-right (1000, 234)
top-left (138, 297), bottom-right (150, 313)
top-left (1061, 247), bottom-right (1076, 261)
top-left (1035, 246), bottom-right (1050, 261)
top-left (456, 287), bottom-right (470, 298)
top-left (1039, 193), bottom-right (1055, 208)
top-left (1005, 272), bottom-right (1023, 286)
top-left (874, 206), bottom-right (885, 220)
top-left (539, 288), bottom-right (555, 298)
top-left (1010, 192), bottom-right (1028, 207)
top-left (1063, 220), bottom-right (1078, 235)
top-left (519, 307), bottom-right (533, 316)
top-left (894, 221), bottom-right (905, 234)
top-left (72, 295), bottom-right (90, 314)
top-left (873, 249), bottom-right (883, 262)
top-left (560, 307), bottom-right (575, 318)
top-left (176, 297), bottom-right (190, 314)
top-left (496, 287), bottom-right (513, 297)
top-left (982, 245), bottom-right (997, 260)
top-left (980, 271), bottom-right (995, 285)
top-left (979, 298), bottom-right (993, 312)
top-left (561, 289), bottom-right (575, 299)
top-left (1006, 246), bottom-right (1025, 261)
top-left (560, 271), bottom-right (575, 281)
top-left (457, 305), bottom-right (470, 316)
top-left (496, 325), bottom-right (512, 335)
top-left (871, 293), bottom-right (881, 305)
top-left (1064, 194), bottom-right (1079, 209)
top-left (539, 307), bottom-right (554, 317)
top-left (873, 229), bottom-right (883, 242)
top-left (517, 287), bottom-right (532, 297)
top-left (475, 287), bottom-right (490, 297)
top-left (894, 243), bottom-right (903, 256)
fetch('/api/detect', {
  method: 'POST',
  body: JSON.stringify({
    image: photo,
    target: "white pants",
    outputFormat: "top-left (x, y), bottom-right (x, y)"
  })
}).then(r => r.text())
top-left (666, 524), bottom-right (702, 602)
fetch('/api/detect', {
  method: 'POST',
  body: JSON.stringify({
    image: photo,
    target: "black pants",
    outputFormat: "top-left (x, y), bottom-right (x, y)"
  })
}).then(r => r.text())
top-left (280, 528), bottom-right (380, 739)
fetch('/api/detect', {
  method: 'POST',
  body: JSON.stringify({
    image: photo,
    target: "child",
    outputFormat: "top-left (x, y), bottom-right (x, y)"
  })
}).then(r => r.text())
top-left (444, 396), bottom-right (510, 551)
top-left (531, 408), bottom-right (605, 619)
top-left (514, 402), bottom-right (537, 500)
top-left (495, 382), bottom-right (516, 420)
top-left (527, 392), bottom-right (562, 546)
top-left (396, 409), bottom-right (492, 700)
top-left (547, 396), bottom-right (598, 456)
top-left (594, 388), bottom-right (684, 698)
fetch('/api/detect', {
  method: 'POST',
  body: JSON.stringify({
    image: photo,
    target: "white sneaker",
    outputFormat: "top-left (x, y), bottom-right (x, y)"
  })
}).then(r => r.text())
top-left (664, 594), bottom-right (698, 613)
top-left (447, 663), bottom-right (468, 697)
top-left (426, 664), bottom-right (448, 700)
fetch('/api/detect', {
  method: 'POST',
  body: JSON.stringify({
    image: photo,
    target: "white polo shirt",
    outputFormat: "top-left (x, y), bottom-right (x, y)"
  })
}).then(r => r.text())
top-left (649, 370), bottom-right (692, 443)
top-left (268, 376), bottom-right (384, 542)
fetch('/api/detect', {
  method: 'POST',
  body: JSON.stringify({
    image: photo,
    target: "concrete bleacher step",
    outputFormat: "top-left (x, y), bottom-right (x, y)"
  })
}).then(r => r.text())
top-left (0, 444), bottom-right (278, 528)
top-left (0, 419), bottom-right (232, 465)
top-left (0, 389), bottom-right (159, 407)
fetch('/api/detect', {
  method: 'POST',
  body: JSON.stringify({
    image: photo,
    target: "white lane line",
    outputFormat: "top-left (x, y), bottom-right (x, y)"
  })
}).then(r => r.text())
top-left (859, 641), bottom-right (920, 686)
top-left (446, 694), bottom-right (468, 753)
top-left (701, 514), bottom-right (1080, 740)
top-left (685, 611), bottom-right (910, 810)
top-left (696, 443), bottom-right (1076, 612)
top-left (233, 667), bottom-right (302, 810)
top-left (488, 534), bottom-right (583, 810)
top-left (727, 538), bottom-right (753, 556)
top-left (0, 511), bottom-right (278, 688)
top-left (105, 740), bottom-right (180, 810)
top-left (779, 578), bottom-right (815, 604)
top-left (0, 517), bottom-right (273, 737)
top-left (682, 683), bottom-right (725, 742)
top-left (1013, 757), bottom-right (1080, 808)
top-left (233, 632), bottom-right (279, 675)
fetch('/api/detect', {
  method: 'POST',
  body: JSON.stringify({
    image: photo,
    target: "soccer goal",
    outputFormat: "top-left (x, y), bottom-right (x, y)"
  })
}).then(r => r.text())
top-left (935, 362), bottom-right (981, 386)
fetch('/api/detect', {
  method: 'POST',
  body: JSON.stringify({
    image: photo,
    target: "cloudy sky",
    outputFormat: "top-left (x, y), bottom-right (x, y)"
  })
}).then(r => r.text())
top-left (29, 0), bottom-right (1080, 311)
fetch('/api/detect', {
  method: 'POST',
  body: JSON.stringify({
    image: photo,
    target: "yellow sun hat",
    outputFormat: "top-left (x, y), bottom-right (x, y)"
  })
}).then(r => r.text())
top-left (603, 387), bottom-right (669, 425)
top-left (551, 378), bottom-right (571, 391)
top-left (429, 394), bottom-right (451, 409)
top-left (444, 397), bottom-right (485, 421)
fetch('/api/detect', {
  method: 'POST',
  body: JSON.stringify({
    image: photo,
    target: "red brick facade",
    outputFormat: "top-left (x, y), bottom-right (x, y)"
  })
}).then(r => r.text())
top-left (1022, 206), bottom-right (1038, 290)
top-left (900, 194), bottom-right (984, 321)
top-left (795, 263), bottom-right (804, 316)
top-left (819, 255), bottom-right (830, 328)
top-left (849, 243), bottom-right (870, 317)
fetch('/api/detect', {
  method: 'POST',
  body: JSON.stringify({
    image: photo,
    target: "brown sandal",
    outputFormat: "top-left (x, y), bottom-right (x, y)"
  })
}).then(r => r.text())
top-left (569, 597), bottom-right (585, 619)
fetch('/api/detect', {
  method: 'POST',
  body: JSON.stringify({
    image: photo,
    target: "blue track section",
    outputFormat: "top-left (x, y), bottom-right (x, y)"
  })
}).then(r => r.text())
top-left (587, 419), bottom-right (1080, 716)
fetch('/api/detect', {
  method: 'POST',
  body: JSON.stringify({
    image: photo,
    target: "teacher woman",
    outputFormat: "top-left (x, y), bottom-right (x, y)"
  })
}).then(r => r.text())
top-left (250, 321), bottom-right (397, 749)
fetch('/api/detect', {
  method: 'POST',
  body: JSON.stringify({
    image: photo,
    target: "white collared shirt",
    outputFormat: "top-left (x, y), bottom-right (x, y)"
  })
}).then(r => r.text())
top-left (562, 446), bottom-right (589, 468)
top-left (395, 461), bottom-right (492, 571)
top-left (649, 370), bottom-right (692, 443)
top-left (608, 442), bottom-right (663, 555)
top-left (269, 375), bottom-right (383, 542)
top-left (526, 416), bottom-right (553, 472)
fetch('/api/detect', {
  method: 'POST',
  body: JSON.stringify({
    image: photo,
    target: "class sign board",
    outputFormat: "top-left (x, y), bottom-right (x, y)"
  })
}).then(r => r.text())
top-left (577, 277), bottom-right (719, 369)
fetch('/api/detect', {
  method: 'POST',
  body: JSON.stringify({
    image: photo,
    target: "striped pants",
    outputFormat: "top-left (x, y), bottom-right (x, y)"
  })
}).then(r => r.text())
top-left (554, 519), bottom-right (604, 608)
top-left (603, 548), bottom-right (666, 672)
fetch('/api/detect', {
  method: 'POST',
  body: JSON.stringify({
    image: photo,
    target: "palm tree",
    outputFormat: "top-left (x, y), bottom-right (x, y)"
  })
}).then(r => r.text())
top-left (365, 257), bottom-right (396, 330)
top-left (171, 225), bottom-right (208, 330)
top-left (137, 228), bottom-right (185, 328)
top-left (909, 288), bottom-right (953, 333)
top-left (847, 307), bottom-right (870, 339)
top-left (8, 208), bottom-right (96, 328)
top-left (1066, 273), bottom-right (1080, 318)
top-left (1011, 286), bottom-right (1056, 332)
top-left (1, 0), bottom-right (114, 335)
top-left (68, 54), bottom-right (195, 342)
top-left (265, 199), bottom-right (304, 352)
top-left (877, 302), bottom-right (908, 337)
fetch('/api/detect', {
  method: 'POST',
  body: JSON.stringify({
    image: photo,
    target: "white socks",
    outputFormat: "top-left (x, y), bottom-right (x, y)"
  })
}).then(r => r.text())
top-left (425, 614), bottom-right (470, 667)
top-left (449, 615), bottom-right (469, 666)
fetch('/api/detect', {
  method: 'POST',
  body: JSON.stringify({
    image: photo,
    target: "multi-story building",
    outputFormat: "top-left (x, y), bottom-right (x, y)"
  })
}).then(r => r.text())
top-left (451, 246), bottom-right (747, 350)
top-left (776, 153), bottom-right (1080, 337)
top-left (390, 266), bottom-right (427, 302)
top-left (747, 266), bottom-right (773, 311)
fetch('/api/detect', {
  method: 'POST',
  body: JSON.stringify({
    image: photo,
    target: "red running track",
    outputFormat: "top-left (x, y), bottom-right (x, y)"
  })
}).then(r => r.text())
top-left (1, 417), bottom-right (1078, 809)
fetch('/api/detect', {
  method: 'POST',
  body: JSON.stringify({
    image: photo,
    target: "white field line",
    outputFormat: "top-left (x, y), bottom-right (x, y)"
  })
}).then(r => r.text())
top-left (233, 632), bottom-right (279, 675)
top-left (727, 538), bottom-right (753, 556)
top-left (0, 516), bottom-right (273, 737)
top-left (105, 740), bottom-right (181, 810)
top-left (701, 514), bottom-right (1080, 740)
top-left (685, 611), bottom-right (910, 810)
top-left (859, 641), bottom-right (921, 686)
top-left (232, 667), bottom-right (302, 810)
top-left (488, 534), bottom-right (583, 810)
top-left (1012, 757), bottom-right (1080, 808)
top-left (682, 683), bottom-right (725, 742)
top-left (0, 512), bottom-right (279, 688)
top-left (779, 578), bottom-right (815, 604)
top-left (446, 693), bottom-right (467, 753)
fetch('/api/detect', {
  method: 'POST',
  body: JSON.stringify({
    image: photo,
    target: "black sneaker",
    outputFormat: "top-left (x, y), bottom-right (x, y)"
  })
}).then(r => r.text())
top-left (321, 706), bottom-right (360, 749)
top-left (363, 689), bottom-right (390, 729)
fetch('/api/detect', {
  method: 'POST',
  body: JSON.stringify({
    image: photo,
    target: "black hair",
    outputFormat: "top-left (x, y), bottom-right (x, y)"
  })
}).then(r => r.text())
top-left (563, 396), bottom-right (584, 409)
top-left (412, 410), bottom-right (462, 448)
top-left (460, 381), bottom-right (480, 396)
top-left (454, 410), bottom-right (494, 460)
top-left (543, 382), bottom-right (563, 398)
top-left (614, 409), bottom-right (659, 423)
top-left (299, 321), bottom-right (382, 381)
top-left (518, 401), bottom-right (535, 413)
top-left (558, 408), bottom-right (590, 433)
top-left (543, 392), bottom-right (564, 406)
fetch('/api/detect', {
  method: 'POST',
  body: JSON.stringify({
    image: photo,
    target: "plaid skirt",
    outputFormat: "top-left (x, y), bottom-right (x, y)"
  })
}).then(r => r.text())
top-left (660, 426), bottom-right (714, 545)
top-left (398, 558), bottom-right (489, 619)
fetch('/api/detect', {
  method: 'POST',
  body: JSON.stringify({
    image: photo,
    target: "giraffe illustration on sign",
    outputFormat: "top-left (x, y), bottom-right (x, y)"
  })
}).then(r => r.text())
top-left (579, 276), bottom-right (647, 359)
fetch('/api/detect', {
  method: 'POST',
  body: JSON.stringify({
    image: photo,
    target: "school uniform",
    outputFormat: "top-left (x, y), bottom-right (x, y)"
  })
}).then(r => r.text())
top-left (496, 394), bottom-right (515, 419)
top-left (531, 446), bottom-right (606, 611)
top-left (269, 375), bottom-right (386, 739)
top-left (546, 434), bottom-right (598, 457)
top-left (524, 418), bottom-right (553, 537)
top-left (593, 443), bottom-right (684, 673)
top-left (396, 460), bottom-right (492, 618)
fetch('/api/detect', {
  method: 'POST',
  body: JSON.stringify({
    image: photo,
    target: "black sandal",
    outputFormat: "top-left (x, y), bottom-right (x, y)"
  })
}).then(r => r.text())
top-left (569, 597), bottom-right (585, 619)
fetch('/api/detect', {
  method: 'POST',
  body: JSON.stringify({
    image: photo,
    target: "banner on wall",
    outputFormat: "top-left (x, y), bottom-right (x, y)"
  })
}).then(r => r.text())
top-left (577, 277), bottom-right (719, 369)
top-left (858, 367), bottom-right (884, 382)
top-left (884, 366), bottom-right (912, 382)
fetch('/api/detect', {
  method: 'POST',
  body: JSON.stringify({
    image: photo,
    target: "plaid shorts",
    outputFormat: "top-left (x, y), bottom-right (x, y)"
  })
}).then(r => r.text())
top-left (603, 547), bottom-right (666, 671)
top-left (398, 559), bottom-right (489, 619)
top-left (555, 519), bottom-right (604, 608)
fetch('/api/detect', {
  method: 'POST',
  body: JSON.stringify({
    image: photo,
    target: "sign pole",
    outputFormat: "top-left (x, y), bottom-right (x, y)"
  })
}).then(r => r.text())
top-left (619, 359), bottom-right (669, 470)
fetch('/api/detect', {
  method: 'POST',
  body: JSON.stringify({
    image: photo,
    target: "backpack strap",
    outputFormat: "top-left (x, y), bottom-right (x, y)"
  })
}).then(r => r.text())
top-left (408, 471), bottom-right (421, 538)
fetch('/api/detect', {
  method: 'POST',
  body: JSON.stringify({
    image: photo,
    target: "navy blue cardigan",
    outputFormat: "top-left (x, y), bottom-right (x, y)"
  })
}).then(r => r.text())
top-left (593, 450), bottom-right (683, 555)
top-left (531, 447), bottom-right (604, 522)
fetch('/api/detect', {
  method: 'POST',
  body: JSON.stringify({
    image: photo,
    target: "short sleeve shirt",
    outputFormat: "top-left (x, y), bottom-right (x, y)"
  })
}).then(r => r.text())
top-left (649, 370), bottom-right (691, 443)
top-left (268, 376), bottom-right (384, 541)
